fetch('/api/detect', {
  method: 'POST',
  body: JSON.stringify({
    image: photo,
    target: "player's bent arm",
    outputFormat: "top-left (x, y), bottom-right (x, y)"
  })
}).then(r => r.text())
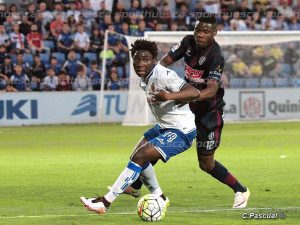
top-left (159, 54), bottom-right (174, 67)
top-left (197, 79), bottom-right (219, 101)
top-left (154, 83), bottom-right (200, 102)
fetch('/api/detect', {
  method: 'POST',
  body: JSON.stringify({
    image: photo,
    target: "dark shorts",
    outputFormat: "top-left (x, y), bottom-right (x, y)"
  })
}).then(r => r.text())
top-left (195, 110), bottom-right (224, 155)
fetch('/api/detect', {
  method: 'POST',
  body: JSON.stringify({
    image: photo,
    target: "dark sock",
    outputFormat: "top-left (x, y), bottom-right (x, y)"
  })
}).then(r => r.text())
top-left (209, 161), bottom-right (247, 193)
top-left (131, 178), bottom-right (143, 190)
top-left (101, 197), bottom-right (111, 208)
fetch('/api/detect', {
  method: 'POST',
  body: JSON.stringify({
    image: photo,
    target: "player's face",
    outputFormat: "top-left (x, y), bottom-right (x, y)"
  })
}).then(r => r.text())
top-left (194, 22), bottom-right (216, 48)
top-left (133, 50), bottom-right (155, 78)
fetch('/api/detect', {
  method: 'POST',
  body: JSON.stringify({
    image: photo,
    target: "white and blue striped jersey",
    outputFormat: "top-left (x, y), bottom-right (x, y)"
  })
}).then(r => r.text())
top-left (140, 64), bottom-right (196, 134)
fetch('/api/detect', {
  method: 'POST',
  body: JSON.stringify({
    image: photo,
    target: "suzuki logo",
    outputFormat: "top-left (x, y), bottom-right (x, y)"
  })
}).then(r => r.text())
top-left (0, 100), bottom-right (38, 119)
top-left (72, 94), bottom-right (97, 117)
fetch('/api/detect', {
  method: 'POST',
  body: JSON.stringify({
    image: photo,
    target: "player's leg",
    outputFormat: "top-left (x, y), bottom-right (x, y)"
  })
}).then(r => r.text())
top-left (196, 110), bottom-right (250, 208)
top-left (118, 126), bottom-right (162, 197)
top-left (81, 143), bottom-right (164, 214)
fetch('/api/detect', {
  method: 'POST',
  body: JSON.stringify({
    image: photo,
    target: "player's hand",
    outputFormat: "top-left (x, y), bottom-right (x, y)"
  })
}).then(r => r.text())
top-left (154, 90), bottom-right (170, 102)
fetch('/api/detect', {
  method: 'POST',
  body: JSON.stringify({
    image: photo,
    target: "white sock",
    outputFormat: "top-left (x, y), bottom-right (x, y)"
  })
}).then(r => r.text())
top-left (105, 161), bottom-right (142, 203)
top-left (140, 163), bottom-right (163, 196)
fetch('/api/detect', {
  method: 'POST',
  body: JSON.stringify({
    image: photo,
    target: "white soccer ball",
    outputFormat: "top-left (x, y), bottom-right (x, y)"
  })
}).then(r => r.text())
top-left (137, 194), bottom-right (166, 222)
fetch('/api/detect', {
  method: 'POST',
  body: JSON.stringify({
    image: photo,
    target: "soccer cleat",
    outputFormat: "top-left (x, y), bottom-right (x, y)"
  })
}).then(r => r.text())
top-left (162, 196), bottom-right (170, 212)
top-left (233, 188), bottom-right (250, 209)
top-left (107, 185), bottom-right (141, 198)
top-left (80, 196), bottom-right (108, 214)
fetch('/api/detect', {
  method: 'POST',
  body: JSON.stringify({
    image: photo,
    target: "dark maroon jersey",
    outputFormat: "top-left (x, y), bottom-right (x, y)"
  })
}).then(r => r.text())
top-left (167, 35), bottom-right (225, 114)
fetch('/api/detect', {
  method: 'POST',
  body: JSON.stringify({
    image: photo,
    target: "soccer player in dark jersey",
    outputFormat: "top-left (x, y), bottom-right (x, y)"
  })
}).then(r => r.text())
top-left (122, 14), bottom-right (250, 209)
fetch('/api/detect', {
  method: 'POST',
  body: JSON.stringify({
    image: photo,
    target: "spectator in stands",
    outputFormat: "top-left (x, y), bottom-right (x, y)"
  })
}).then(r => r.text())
top-left (19, 15), bottom-right (32, 36)
top-left (220, 0), bottom-right (235, 12)
top-left (50, 13), bottom-right (64, 39)
top-left (96, 0), bottom-right (111, 25)
top-left (261, 48), bottom-right (278, 77)
top-left (31, 55), bottom-right (46, 91)
top-left (72, 65), bottom-right (92, 91)
top-left (74, 23), bottom-right (90, 55)
top-left (89, 26), bottom-right (104, 54)
top-left (88, 60), bottom-right (102, 90)
top-left (0, 25), bottom-right (10, 48)
top-left (169, 21), bottom-right (179, 31)
top-left (9, 4), bottom-right (21, 24)
top-left (230, 11), bottom-right (248, 31)
top-left (27, 24), bottom-right (47, 55)
top-left (62, 50), bottom-right (85, 79)
top-left (288, 15), bottom-right (300, 30)
top-left (275, 13), bottom-right (289, 30)
top-left (42, 68), bottom-right (59, 91)
top-left (0, 44), bottom-right (7, 64)
top-left (26, 3), bottom-right (37, 25)
top-left (57, 23), bottom-right (75, 55)
top-left (132, 20), bottom-right (147, 36)
top-left (191, 0), bottom-right (207, 27)
top-left (293, 0), bottom-right (300, 16)
top-left (174, 3), bottom-right (191, 31)
top-left (235, 0), bottom-right (252, 20)
top-left (107, 66), bottom-right (121, 90)
top-left (38, 2), bottom-right (54, 36)
top-left (99, 13), bottom-right (113, 36)
top-left (0, 3), bottom-right (7, 25)
top-left (261, 9), bottom-right (277, 30)
top-left (250, 60), bottom-right (263, 77)
top-left (112, 0), bottom-right (130, 24)
top-left (158, 2), bottom-right (172, 28)
top-left (278, 0), bottom-right (294, 20)
top-left (53, 3), bottom-right (67, 21)
top-left (81, 0), bottom-right (97, 32)
top-left (10, 23), bottom-right (29, 53)
top-left (15, 52), bottom-right (32, 75)
top-left (57, 70), bottom-right (71, 91)
top-left (48, 56), bottom-right (62, 75)
top-left (120, 22), bottom-right (131, 35)
top-left (143, 0), bottom-right (158, 30)
top-left (283, 42), bottom-right (299, 76)
top-left (10, 64), bottom-right (30, 91)
top-left (232, 55), bottom-right (251, 77)
top-left (203, 0), bottom-right (221, 14)
top-left (270, 44), bottom-right (284, 61)
top-left (3, 15), bottom-right (14, 35)
top-left (67, 1), bottom-right (82, 22)
top-left (0, 55), bottom-right (14, 79)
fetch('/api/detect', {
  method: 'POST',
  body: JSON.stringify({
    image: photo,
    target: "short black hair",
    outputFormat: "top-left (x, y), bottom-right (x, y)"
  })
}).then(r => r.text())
top-left (197, 13), bottom-right (217, 24)
top-left (130, 39), bottom-right (158, 59)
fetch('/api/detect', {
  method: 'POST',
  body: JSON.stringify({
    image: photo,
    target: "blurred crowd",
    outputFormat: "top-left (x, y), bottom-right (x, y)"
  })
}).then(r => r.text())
top-left (0, 0), bottom-right (300, 92)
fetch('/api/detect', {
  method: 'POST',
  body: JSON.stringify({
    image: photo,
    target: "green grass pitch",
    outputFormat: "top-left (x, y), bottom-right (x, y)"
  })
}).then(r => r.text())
top-left (0, 122), bottom-right (299, 225)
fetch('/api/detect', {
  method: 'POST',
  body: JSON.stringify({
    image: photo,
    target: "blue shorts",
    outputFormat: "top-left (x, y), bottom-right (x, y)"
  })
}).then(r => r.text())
top-left (144, 125), bottom-right (196, 162)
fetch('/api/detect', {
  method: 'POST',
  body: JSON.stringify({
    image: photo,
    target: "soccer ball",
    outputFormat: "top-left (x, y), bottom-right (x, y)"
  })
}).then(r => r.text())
top-left (137, 194), bottom-right (166, 222)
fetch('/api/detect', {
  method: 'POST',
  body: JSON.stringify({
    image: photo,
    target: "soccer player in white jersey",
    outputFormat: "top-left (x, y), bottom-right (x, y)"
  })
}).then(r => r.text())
top-left (80, 39), bottom-right (201, 214)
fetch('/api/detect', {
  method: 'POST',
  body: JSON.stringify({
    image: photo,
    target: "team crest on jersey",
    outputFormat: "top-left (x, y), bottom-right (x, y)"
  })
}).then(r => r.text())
top-left (171, 42), bottom-right (180, 52)
top-left (186, 49), bottom-right (192, 56)
top-left (199, 56), bottom-right (206, 65)
top-left (208, 132), bottom-right (215, 140)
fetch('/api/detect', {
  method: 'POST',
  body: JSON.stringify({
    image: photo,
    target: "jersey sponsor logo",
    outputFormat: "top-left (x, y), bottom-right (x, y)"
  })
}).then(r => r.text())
top-left (186, 49), bottom-right (192, 56)
top-left (208, 132), bottom-right (214, 140)
top-left (198, 56), bottom-right (206, 65)
top-left (185, 64), bottom-right (205, 83)
top-left (171, 42), bottom-right (181, 52)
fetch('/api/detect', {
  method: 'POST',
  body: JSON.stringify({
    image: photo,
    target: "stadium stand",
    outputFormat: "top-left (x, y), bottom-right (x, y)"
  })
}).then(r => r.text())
top-left (0, 0), bottom-right (299, 92)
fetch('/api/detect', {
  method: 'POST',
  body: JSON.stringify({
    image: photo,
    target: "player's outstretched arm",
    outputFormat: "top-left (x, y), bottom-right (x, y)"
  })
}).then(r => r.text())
top-left (154, 83), bottom-right (200, 102)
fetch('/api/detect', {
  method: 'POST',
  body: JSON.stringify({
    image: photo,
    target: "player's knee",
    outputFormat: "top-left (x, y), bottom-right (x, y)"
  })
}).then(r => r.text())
top-left (199, 160), bottom-right (215, 173)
